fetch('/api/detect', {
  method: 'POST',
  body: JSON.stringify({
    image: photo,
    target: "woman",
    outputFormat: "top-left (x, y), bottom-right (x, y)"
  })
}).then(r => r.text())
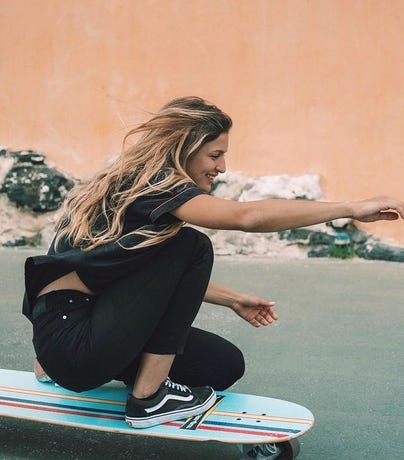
top-left (23, 96), bottom-right (404, 430)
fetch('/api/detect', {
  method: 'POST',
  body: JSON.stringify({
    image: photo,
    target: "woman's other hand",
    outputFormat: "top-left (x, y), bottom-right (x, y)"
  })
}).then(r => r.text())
top-left (231, 294), bottom-right (278, 328)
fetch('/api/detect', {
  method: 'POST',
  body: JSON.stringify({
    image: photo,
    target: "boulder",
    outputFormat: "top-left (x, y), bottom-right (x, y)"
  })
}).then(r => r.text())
top-left (1, 151), bottom-right (74, 212)
top-left (356, 241), bottom-right (404, 262)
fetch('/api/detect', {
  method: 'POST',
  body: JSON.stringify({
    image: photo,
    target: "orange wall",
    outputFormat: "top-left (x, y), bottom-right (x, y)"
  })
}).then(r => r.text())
top-left (1, 0), bottom-right (403, 244)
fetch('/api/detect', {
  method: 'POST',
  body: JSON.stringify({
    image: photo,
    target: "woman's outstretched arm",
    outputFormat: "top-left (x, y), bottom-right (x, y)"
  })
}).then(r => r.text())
top-left (173, 194), bottom-right (404, 233)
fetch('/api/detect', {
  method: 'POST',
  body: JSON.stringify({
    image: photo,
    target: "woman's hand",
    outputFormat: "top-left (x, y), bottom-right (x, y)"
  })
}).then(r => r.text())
top-left (349, 196), bottom-right (404, 223)
top-left (204, 282), bottom-right (278, 328)
top-left (204, 282), bottom-right (278, 327)
top-left (231, 294), bottom-right (278, 328)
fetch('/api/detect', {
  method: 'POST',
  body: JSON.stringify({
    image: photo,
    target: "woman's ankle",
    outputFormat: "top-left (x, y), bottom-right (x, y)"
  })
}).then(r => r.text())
top-left (34, 358), bottom-right (46, 377)
top-left (132, 379), bottom-right (164, 399)
top-left (34, 358), bottom-right (53, 383)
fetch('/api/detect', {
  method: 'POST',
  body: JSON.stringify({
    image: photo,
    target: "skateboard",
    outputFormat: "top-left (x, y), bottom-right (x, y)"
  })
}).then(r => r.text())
top-left (0, 369), bottom-right (314, 459)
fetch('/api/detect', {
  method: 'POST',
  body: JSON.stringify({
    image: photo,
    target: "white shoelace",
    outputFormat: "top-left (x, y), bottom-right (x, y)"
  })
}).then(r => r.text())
top-left (165, 378), bottom-right (190, 393)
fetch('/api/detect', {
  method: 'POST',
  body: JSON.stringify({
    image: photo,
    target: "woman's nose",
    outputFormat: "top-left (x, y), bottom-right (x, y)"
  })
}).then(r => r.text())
top-left (216, 157), bottom-right (226, 173)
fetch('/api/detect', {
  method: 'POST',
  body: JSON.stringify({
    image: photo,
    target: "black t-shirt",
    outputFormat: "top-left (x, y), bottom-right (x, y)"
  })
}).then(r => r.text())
top-left (22, 181), bottom-right (205, 320)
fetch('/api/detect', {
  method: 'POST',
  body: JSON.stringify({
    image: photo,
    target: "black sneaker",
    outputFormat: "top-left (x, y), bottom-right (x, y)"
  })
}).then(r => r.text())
top-left (125, 378), bottom-right (216, 428)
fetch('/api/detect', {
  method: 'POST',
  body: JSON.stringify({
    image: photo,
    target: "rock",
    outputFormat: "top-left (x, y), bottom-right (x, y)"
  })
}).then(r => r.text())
top-left (211, 172), bottom-right (323, 201)
top-left (330, 218), bottom-right (352, 229)
top-left (206, 229), bottom-right (243, 256)
top-left (1, 151), bottom-right (74, 212)
top-left (329, 232), bottom-right (355, 259)
top-left (309, 231), bottom-right (335, 245)
top-left (0, 150), bottom-right (15, 184)
top-left (355, 241), bottom-right (404, 262)
top-left (211, 172), bottom-right (255, 200)
top-left (239, 233), bottom-right (274, 255)
top-left (278, 227), bottom-right (335, 246)
top-left (350, 227), bottom-right (369, 244)
top-left (238, 174), bottom-right (323, 201)
top-left (0, 149), bottom-right (72, 247)
top-left (12, 150), bottom-right (46, 165)
top-left (308, 247), bottom-right (331, 258)
top-left (0, 194), bottom-right (54, 247)
top-left (2, 234), bottom-right (42, 247)
top-left (279, 228), bottom-right (312, 242)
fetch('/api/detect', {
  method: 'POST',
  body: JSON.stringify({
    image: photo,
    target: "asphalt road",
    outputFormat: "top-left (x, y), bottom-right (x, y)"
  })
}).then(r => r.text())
top-left (0, 248), bottom-right (403, 459)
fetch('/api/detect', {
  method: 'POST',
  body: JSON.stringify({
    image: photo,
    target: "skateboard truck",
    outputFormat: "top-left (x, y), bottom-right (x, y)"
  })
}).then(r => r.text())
top-left (239, 439), bottom-right (300, 459)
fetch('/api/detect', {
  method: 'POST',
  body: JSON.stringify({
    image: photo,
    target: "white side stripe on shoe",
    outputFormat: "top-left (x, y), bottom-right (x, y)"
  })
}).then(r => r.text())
top-left (144, 394), bottom-right (194, 414)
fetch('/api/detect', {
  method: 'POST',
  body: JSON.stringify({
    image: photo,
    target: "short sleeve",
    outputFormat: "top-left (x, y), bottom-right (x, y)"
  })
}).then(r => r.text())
top-left (126, 182), bottom-right (205, 226)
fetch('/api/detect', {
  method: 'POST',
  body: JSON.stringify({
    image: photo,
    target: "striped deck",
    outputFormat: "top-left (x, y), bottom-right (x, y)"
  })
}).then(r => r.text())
top-left (0, 369), bottom-right (314, 444)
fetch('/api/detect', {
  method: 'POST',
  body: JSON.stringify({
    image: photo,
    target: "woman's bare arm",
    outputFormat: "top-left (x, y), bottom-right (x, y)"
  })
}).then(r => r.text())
top-left (172, 194), bottom-right (404, 232)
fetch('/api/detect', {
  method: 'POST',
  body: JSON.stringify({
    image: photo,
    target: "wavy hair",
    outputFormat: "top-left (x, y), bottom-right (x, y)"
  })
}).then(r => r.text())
top-left (54, 96), bottom-right (232, 251)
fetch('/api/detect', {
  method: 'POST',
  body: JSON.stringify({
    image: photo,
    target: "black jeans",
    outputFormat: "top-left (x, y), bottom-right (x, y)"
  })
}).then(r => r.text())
top-left (32, 228), bottom-right (245, 392)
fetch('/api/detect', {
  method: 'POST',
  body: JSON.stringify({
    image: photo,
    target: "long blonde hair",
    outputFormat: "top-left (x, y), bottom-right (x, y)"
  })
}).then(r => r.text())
top-left (54, 97), bottom-right (232, 251)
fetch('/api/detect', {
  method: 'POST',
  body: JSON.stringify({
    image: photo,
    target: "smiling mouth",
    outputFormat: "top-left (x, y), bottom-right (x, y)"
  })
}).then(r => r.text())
top-left (206, 174), bottom-right (216, 181)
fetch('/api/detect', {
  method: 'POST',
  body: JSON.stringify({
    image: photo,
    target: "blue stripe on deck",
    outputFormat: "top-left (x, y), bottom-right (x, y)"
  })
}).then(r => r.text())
top-left (202, 419), bottom-right (300, 435)
top-left (0, 396), bottom-right (124, 417)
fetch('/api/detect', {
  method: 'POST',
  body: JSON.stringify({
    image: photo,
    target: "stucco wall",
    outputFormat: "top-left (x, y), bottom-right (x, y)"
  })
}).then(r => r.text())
top-left (1, 0), bottom-right (403, 243)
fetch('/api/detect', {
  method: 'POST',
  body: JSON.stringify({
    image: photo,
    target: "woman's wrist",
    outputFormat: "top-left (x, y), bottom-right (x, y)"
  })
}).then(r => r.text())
top-left (341, 201), bottom-right (355, 219)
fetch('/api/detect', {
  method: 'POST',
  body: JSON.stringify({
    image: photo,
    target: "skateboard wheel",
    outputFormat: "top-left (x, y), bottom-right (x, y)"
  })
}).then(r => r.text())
top-left (238, 440), bottom-right (300, 459)
top-left (238, 443), bottom-right (280, 458)
top-left (277, 439), bottom-right (300, 459)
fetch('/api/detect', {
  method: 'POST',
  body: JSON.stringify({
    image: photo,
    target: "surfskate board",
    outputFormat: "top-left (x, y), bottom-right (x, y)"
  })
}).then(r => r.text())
top-left (0, 369), bottom-right (314, 459)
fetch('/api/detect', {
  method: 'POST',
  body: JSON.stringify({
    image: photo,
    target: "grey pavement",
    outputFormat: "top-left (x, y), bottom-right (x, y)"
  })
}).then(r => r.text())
top-left (0, 248), bottom-right (403, 459)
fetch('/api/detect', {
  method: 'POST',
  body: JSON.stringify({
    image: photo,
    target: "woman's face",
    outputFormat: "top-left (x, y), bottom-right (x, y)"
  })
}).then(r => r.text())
top-left (186, 132), bottom-right (228, 192)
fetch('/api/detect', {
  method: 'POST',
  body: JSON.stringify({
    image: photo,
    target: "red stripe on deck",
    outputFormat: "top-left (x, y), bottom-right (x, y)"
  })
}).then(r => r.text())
top-left (165, 422), bottom-right (288, 439)
top-left (0, 400), bottom-right (123, 421)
